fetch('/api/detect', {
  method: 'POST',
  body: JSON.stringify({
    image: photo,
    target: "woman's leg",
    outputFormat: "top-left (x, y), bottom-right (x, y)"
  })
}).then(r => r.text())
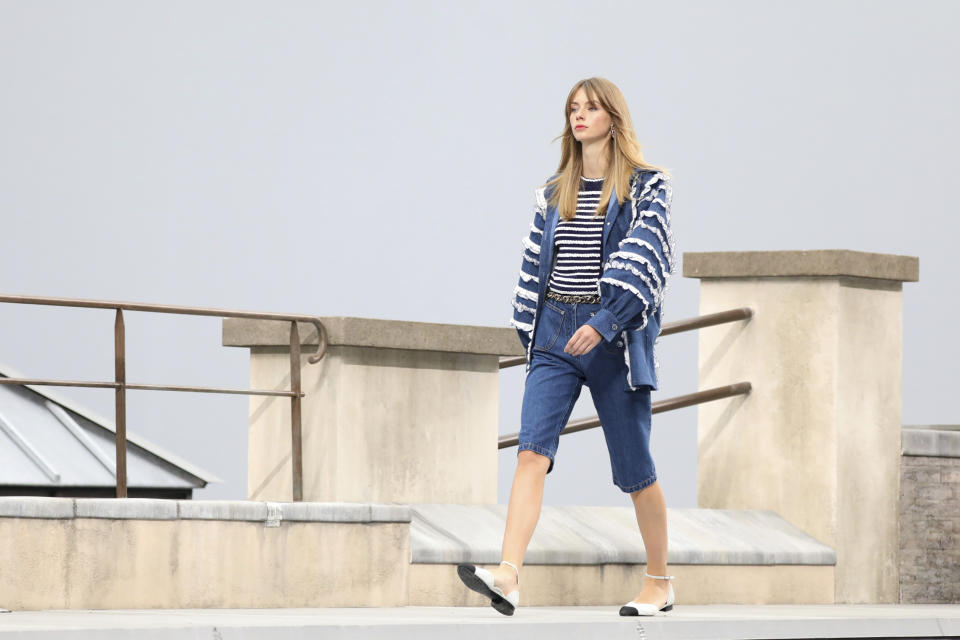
top-left (492, 299), bottom-right (582, 592)
top-left (583, 332), bottom-right (668, 607)
top-left (629, 481), bottom-right (672, 604)
top-left (489, 450), bottom-right (551, 590)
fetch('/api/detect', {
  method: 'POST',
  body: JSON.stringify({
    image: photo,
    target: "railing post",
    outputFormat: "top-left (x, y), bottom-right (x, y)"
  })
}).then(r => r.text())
top-left (289, 321), bottom-right (303, 502)
top-left (114, 309), bottom-right (127, 498)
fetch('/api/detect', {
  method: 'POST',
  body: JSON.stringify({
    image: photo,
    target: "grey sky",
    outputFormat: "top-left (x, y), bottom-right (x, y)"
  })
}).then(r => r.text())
top-left (0, 1), bottom-right (956, 507)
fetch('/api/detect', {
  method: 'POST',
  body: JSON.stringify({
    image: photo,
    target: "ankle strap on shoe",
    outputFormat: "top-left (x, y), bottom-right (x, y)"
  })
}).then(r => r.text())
top-left (500, 560), bottom-right (520, 585)
top-left (645, 572), bottom-right (675, 580)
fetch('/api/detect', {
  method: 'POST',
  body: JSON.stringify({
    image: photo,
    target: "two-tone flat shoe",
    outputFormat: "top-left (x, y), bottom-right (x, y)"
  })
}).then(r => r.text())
top-left (619, 572), bottom-right (675, 616)
top-left (456, 563), bottom-right (520, 616)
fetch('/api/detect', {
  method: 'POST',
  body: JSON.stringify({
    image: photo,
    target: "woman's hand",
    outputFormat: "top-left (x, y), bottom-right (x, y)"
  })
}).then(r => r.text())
top-left (564, 324), bottom-right (603, 356)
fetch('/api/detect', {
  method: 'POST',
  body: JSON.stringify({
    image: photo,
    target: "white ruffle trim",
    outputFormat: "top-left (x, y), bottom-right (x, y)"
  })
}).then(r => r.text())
top-left (512, 299), bottom-right (536, 315)
top-left (535, 186), bottom-right (548, 214)
top-left (623, 331), bottom-right (639, 391)
top-left (628, 173), bottom-right (676, 273)
top-left (522, 236), bottom-right (541, 255)
top-left (618, 238), bottom-right (667, 277)
top-left (510, 318), bottom-right (534, 333)
top-left (513, 285), bottom-right (538, 302)
top-left (599, 277), bottom-right (650, 330)
top-left (607, 251), bottom-right (663, 291)
top-left (606, 261), bottom-right (662, 305)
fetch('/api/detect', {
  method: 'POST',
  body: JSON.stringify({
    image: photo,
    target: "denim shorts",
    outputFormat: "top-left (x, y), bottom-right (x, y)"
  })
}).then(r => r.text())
top-left (518, 298), bottom-right (657, 493)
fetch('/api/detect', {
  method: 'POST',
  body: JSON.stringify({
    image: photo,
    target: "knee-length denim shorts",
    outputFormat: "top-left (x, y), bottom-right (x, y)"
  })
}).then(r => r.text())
top-left (518, 298), bottom-right (657, 493)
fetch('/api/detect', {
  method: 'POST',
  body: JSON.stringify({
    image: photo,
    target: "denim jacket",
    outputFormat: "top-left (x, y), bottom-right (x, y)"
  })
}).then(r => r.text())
top-left (510, 167), bottom-right (676, 392)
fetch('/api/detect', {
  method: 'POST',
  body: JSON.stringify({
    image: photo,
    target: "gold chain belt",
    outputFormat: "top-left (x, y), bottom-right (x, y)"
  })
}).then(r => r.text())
top-left (546, 290), bottom-right (601, 304)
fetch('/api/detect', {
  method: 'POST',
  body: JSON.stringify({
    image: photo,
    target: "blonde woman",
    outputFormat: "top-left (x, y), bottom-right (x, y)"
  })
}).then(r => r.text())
top-left (457, 77), bottom-right (676, 616)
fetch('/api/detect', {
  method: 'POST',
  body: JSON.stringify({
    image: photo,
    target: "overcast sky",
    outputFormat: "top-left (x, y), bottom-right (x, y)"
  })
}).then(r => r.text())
top-left (0, 0), bottom-right (956, 507)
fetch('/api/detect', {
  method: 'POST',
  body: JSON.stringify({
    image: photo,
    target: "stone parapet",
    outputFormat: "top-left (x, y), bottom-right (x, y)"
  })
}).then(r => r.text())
top-left (684, 249), bottom-right (918, 604)
top-left (0, 498), bottom-right (839, 609)
top-left (224, 317), bottom-right (517, 504)
top-left (0, 498), bottom-right (410, 610)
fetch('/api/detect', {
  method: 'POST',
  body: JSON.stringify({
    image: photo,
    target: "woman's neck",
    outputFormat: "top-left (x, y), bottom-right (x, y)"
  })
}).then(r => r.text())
top-left (580, 139), bottom-right (609, 179)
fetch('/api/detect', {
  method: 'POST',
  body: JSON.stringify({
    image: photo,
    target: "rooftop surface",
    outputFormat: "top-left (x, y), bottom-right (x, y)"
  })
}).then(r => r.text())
top-left (0, 604), bottom-right (958, 639)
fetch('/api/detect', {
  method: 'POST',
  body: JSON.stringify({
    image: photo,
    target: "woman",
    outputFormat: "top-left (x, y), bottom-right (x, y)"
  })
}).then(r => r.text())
top-left (457, 77), bottom-right (676, 617)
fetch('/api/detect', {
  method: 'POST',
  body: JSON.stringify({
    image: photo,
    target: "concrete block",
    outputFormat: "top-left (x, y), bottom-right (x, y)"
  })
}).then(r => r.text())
top-left (279, 502), bottom-right (410, 523)
top-left (0, 496), bottom-right (74, 519)
top-left (74, 498), bottom-right (177, 520)
top-left (177, 500), bottom-right (268, 521)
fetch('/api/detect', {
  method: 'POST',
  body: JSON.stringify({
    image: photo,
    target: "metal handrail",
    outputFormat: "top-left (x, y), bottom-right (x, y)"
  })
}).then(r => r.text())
top-left (0, 293), bottom-right (329, 501)
top-left (498, 382), bottom-right (752, 449)
top-left (499, 307), bottom-right (754, 369)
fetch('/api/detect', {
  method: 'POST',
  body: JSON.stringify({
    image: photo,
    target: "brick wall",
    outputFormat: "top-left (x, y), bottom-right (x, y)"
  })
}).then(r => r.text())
top-left (899, 454), bottom-right (960, 603)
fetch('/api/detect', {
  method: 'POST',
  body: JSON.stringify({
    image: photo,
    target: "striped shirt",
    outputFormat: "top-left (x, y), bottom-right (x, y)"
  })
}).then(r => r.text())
top-left (547, 176), bottom-right (605, 295)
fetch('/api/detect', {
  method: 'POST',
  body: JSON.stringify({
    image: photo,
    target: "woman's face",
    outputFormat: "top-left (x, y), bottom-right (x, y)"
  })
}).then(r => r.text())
top-left (569, 87), bottom-right (612, 146)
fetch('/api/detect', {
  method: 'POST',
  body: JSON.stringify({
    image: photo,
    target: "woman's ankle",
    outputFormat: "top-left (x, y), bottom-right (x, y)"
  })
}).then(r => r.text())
top-left (496, 561), bottom-right (520, 585)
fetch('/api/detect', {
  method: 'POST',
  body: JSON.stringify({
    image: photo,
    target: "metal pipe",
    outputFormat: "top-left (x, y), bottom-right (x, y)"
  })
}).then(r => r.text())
top-left (114, 309), bottom-right (127, 499)
top-left (290, 321), bottom-right (304, 502)
top-left (497, 382), bottom-right (753, 449)
top-left (0, 293), bottom-right (329, 364)
top-left (0, 378), bottom-right (301, 397)
top-left (125, 384), bottom-right (302, 398)
top-left (659, 307), bottom-right (753, 337)
top-left (0, 378), bottom-right (120, 389)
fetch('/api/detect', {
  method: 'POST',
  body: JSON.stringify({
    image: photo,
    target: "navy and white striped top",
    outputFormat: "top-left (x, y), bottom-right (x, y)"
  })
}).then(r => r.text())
top-left (546, 176), bottom-right (605, 296)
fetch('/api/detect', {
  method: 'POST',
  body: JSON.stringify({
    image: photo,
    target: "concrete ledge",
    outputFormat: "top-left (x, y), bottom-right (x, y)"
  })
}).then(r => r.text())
top-left (222, 316), bottom-right (524, 356)
top-left (0, 496), bottom-right (74, 519)
top-left (410, 505), bottom-right (836, 565)
top-left (280, 502), bottom-right (412, 523)
top-left (902, 426), bottom-right (960, 457)
top-left (0, 498), bottom-right (412, 523)
top-left (176, 500), bottom-right (269, 521)
top-left (75, 498), bottom-right (178, 520)
top-left (682, 250), bottom-right (919, 282)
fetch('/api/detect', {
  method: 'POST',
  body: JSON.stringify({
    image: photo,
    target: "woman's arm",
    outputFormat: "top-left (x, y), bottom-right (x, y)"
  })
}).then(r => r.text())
top-left (509, 188), bottom-right (547, 349)
top-left (585, 172), bottom-right (676, 342)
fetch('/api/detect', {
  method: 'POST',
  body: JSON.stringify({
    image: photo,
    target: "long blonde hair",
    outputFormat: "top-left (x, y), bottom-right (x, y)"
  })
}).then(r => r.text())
top-left (543, 77), bottom-right (671, 221)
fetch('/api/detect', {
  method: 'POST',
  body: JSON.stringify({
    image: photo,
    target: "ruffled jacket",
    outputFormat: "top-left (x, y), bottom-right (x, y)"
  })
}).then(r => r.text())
top-left (509, 167), bottom-right (676, 391)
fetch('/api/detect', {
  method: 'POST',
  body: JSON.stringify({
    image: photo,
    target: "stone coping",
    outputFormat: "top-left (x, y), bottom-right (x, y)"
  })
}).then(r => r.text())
top-left (223, 317), bottom-right (525, 356)
top-left (0, 497), bottom-right (411, 523)
top-left (410, 504), bottom-right (836, 566)
top-left (682, 250), bottom-right (919, 282)
top-left (902, 426), bottom-right (960, 458)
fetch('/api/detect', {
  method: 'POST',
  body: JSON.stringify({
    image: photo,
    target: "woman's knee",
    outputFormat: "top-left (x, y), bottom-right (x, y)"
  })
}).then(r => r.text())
top-left (517, 449), bottom-right (552, 472)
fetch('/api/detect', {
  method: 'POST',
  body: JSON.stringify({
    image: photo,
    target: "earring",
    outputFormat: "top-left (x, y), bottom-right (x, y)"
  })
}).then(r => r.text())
top-left (610, 125), bottom-right (615, 137)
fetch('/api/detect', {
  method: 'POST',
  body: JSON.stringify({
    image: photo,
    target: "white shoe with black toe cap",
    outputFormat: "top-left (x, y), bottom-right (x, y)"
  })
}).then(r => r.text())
top-left (619, 572), bottom-right (675, 616)
top-left (456, 560), bottom-right (520, 616)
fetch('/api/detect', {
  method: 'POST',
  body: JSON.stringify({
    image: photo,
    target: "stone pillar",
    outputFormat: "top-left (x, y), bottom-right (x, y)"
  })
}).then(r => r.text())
top-left (683, 250), bottom-right (919, 604)
top-left (223, 317), bottom-right (523, 505)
